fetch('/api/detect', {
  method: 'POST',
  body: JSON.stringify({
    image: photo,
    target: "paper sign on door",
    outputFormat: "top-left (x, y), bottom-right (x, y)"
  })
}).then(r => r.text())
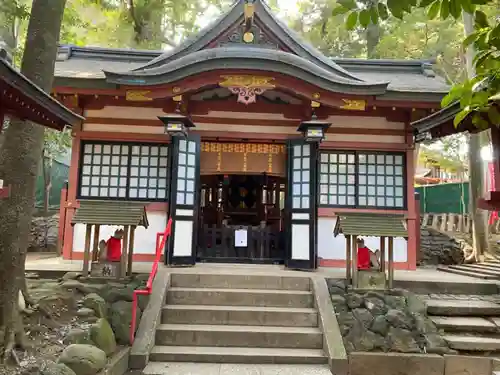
top-left (234, 229), bottom-right (248, 247)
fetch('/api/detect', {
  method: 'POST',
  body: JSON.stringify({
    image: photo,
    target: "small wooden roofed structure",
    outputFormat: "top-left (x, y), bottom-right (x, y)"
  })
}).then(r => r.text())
top-left (0, 49), bottom-right (84, 199)
top-left (334, 213), bottom-right (408, 289)
top-left (412, 101), bottom-right (500, 211)
top-left (71, 200), bottom-right (149, 278)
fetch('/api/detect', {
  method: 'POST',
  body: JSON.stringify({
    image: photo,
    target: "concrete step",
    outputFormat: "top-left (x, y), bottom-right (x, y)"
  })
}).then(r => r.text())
top-left (167, 287), bottom-right (314, 308)
top-left (149, 346), bottom-right (328, 364)
top-left (430, 316), bottom-right (499, 333)
top-left (170, 273), bottom-right (311, 291)
top-left (444, 335), bottom-right (500, 352)
top-left (448, 265), bottom-right (500, 278)
top-left (437, 266), bottom-right (499, 280)
top-left (155, 324), bottom-right (323, 349)
top-left (162, 305), bottom-right (318, 327)
top-left (427, 299), bottom-right (500, 316)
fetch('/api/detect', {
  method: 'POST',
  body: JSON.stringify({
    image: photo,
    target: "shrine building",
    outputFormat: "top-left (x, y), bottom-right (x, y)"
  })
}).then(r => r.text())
top-left (53, 0), bottom-right (449, 270)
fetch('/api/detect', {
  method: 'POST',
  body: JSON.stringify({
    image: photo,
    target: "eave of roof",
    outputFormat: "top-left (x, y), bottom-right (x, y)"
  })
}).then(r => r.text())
top-left (104, 46), bottom-right (389, 95)
top-left (1, 55), bottom-right (84, 130)
top-left (411, 102), bottom-right (461, 135)
top-left (54, 45), bottom-right (450, 100)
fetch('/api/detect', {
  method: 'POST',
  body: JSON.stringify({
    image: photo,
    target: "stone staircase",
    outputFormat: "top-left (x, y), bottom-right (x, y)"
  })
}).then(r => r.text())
top-left (425, 297), bottom-right (500, 353)
top-left (438, 261), bottom-right (500, 280)
top-left (145, 273), bottom-right (328, 369)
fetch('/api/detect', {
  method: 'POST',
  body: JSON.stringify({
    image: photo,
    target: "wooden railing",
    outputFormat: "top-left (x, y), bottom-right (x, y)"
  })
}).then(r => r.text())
top-left (130, 218), bottom-right (172, 344)
top-left (421, 212), bottom-right (500, 234)
top-left (197, 224), bottom-right (283, 262)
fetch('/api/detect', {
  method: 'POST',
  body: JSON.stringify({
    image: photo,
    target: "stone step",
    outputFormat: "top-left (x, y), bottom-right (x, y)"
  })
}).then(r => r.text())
top-left (430, 316), bottom-right (499, 333)
top-left (438, 266), bottom-right (499, 280)
top-left (167, 287), bottom-right (314, 308)
top-left (427, 299), bottom-right (500, 316)
top-left (170, 273), bottom-right (311, 291)
top-left (155, 324), bottom-right (323, 349)
top-left (448, 265), bottom-right (500, 278)
top-left (444, 335), bottom-right (500, 352)
top-left (148, 346), bottom-right (328, 364)
top-left (463, 263), bottom-right (500, 272)
top-left (162, 304), bottom-right (318, 327)
top-left (143, 362), bottom-right (332, 375)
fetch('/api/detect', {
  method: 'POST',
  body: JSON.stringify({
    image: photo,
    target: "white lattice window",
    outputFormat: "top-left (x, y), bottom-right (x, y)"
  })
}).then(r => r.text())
top-left (79, 142), bottom-right (169, 201)
top-left (319, 151), bottom-right (406, 209)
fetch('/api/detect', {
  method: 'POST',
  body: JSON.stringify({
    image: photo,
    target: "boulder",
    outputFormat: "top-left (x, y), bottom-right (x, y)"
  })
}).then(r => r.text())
top-left (62, 272), bottom-right (81, 281)
top-left (61, 280), bottom-right (92, 294)
top-left (385, 309), bottom-right (413, 330)
top-left (345, 293), bottom-right (363, 309)
top-left (352, 308), bottom-right (374, 329)
top-left (76, 308), bottom-right (95, 318)
top-left (101, 286), bottom-right (134, 303)
top-left (58, 344), bottom-right (107, 375)
top-left (326, 279), bottom-right (346, 296)
top-left (137, 294), bottom-right (150, 311)
top-left (337, 311), bottom-right (358, 336)
top-left (109, 300), bottom-right (141, 344)
top-left (363, 297), bottom-right (388, 316)
top-left (90, 318), bottom-right (116, 356)
top-left (406, 294), bottom-right (427, 315)
top-left (64, 329), bottom-right (93, 346)
top-left (371, 315), bottom-right (390, 336)
top-left (41, 363), bottom-right (77, 375)
top-left (345, 324), bottom-right (386, 352)
top-left (387, 327), bottom-right (421, 353)
top-left (82, 293), bottom-right (107, 318)
top-left (384, 295), bottom-right (407, 310)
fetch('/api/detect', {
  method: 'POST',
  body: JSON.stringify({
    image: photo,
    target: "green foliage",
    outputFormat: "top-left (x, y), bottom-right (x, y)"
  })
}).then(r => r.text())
top-left (334, 0), bottom-right (500, 129)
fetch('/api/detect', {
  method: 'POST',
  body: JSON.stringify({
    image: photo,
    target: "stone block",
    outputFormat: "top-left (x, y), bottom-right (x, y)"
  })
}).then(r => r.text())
top-left (444, 355), bottom-right (492, 375)
top-left (349, 352), bottom-right (444, 375)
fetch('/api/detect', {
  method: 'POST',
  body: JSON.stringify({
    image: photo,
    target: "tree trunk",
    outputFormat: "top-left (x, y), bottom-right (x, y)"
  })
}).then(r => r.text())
top-left (463, 11), bottom-right (489, 263)
top-left (366, 22), bottom-right (381, 59)
top-left (0, 0), bottom-right (67, 362)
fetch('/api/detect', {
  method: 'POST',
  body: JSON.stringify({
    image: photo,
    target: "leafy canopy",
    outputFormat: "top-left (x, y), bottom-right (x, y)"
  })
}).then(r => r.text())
top-left (334, 0), bottom-right (500, 129)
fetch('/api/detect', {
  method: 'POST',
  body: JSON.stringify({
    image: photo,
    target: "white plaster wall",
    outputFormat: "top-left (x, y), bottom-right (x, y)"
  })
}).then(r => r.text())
top-left (317, 217), bottom-right (407, 262)
top-left (72, 211), bottom-right (168, 255)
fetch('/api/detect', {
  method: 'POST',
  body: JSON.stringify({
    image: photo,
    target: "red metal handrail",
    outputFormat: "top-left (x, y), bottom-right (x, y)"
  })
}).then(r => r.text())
top-left (130, 218), bottom-right (172, 344)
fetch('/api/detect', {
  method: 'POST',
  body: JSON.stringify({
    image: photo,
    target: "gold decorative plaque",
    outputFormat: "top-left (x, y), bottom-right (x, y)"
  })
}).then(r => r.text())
top-left (219, 75), bottom-right (275, 89)
top-left (340, 99), bottom-right (366, 111)
top-left (126, 90), bottom-right (153, 102)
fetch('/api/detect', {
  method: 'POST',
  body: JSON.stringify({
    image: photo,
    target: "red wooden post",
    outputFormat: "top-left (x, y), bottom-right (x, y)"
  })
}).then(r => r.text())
top-left (57, 182), bottom-right (68, 256)
top-left (414, 192), bottom-right (421, 264)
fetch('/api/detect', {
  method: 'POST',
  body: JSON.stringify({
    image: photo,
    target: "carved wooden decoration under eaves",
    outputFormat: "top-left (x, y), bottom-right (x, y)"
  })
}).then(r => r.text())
top-left (219, 75), bottom-right (276, 105)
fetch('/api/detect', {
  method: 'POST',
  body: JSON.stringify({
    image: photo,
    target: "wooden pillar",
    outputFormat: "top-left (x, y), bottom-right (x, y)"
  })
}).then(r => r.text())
top-left (388, 236), bottom-right (394, 289)
top-left (345, 235), bottom-right (351, 284)
top-left (120, 226), bottom-right (130, 278)
top-left (352, 235), bottom-right (358, 289)
top-left (380, 236), bottom-right (386, 273)
top-left (92, 224), bottom-right (100, 262)
top-left (82, 224), bottom-right (92, 277)
top-left (127, 226), bottom-right (136, 277)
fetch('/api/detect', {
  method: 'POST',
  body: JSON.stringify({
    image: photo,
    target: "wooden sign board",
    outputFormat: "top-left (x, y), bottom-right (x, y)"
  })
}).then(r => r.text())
top-left (357, 270), bottom-right (386, 290)
top-left (90, 261), bottom-right (121, 279)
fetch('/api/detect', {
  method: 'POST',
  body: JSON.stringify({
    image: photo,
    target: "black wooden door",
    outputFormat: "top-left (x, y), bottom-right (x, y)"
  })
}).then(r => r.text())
top-left (285, 139), bottom-right (319, 270)
top-left (165, 135), bottom-right (200, 266)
